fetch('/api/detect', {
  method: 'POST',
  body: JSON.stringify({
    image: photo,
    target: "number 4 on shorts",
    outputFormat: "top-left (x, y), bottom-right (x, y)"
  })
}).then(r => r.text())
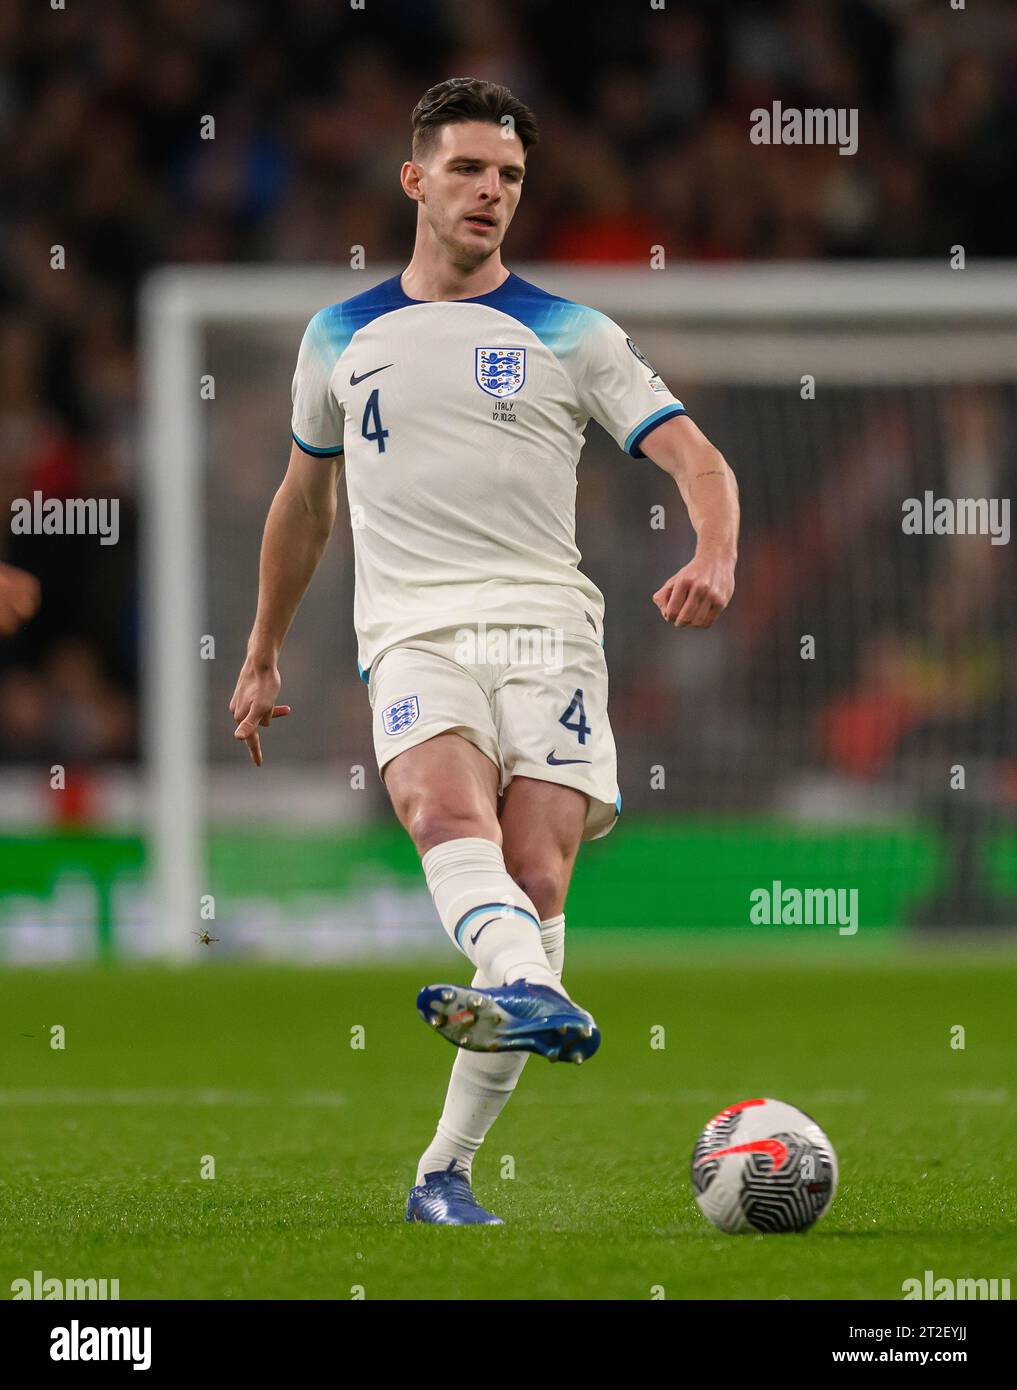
top-left (559, 688), bottom-right (591, 745)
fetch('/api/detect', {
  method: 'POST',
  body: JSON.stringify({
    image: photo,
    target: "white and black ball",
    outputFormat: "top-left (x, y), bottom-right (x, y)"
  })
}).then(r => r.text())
top-left (691, 1097), bottom-right (838, 1234)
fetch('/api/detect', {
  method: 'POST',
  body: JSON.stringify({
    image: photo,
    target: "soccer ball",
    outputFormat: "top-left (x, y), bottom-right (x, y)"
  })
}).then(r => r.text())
top-left (691, 1097), bottom-right (838, 1234)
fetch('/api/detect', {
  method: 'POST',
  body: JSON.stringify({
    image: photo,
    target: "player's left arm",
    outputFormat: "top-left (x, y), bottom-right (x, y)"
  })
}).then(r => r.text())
top-left (639, 414), bottom-right (739, 629)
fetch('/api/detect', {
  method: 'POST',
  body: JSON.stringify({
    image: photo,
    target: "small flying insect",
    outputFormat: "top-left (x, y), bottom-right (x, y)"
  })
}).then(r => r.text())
top-left (193, 929), bottom-right (220, 946)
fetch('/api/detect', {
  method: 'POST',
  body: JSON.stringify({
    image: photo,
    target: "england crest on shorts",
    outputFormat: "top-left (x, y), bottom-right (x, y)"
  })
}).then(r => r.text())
top-left (475, 347), bottom-right (526, 398)
top-left (382, 695), bottom-right (419, 735)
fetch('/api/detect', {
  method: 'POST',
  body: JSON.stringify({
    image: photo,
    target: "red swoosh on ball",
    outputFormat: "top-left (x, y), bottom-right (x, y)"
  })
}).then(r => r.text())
top-left (694, 1138), bottom-right (789, 1171)
top-left (705, 1097), bottom-right (766, 1127)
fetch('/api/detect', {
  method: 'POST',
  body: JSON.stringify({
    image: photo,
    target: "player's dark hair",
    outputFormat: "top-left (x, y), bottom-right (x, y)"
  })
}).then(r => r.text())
top-left (411, 77), bottom-right (539, 159)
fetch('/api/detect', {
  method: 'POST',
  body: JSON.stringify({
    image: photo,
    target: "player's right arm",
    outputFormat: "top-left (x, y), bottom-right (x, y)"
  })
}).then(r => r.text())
top-left (229, 441), bottom-right (341, 765)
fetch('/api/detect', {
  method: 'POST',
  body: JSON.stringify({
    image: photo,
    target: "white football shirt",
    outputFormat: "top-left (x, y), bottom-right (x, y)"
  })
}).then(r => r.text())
top-left (290, 271), bottom-right (687, 677)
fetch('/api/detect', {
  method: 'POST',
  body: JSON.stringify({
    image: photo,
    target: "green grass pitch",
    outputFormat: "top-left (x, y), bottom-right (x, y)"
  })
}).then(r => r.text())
top-left (1, 944), bottom-right (1014, 1300)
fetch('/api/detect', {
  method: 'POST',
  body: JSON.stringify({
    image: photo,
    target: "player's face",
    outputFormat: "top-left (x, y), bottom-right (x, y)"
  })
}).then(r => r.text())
top-left (415, 121), bottom-right (526, 267)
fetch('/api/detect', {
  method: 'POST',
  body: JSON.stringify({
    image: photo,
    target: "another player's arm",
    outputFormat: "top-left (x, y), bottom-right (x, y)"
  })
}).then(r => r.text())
top-left (640, 414), bottom-right (739, 629)
top-left (0, 563), bottom-right (41, 636)
top-left (229, 441), bottom-right (342, 764)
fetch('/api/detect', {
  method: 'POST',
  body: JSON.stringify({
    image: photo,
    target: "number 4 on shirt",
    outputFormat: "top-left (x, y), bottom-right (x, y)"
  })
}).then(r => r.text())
top-left (362, 389), bottom-right (389, 454)
top-left (559, 688), bottom-right (591, 745)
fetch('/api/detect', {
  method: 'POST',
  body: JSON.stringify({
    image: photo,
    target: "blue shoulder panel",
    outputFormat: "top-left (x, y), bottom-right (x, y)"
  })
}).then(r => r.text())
top-left (301, 268), bottom-right (606, 429)
top-left (306, 274), bottom-right (409, 368)
top-left (476, 273), bottom-right (598, 359)
top-left (309, 271), bottom-right (597, 365)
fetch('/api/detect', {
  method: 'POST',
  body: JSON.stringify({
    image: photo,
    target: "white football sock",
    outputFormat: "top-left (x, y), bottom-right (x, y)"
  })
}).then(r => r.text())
top-left (421, 837), bottom-right (561, 991)
top-left (415, 914), bottom-right (566, 1186)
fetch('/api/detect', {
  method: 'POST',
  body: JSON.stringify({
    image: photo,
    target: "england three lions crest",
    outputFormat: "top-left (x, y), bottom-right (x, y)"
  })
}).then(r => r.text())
top-left (382, 695), bottom-right (419, 735)
top-left (476, 347), bottom-right (526, 398)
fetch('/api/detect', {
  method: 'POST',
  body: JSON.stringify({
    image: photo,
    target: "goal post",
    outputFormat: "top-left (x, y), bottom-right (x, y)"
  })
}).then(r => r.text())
top-left (140, 263), bottom-right (1017, 959)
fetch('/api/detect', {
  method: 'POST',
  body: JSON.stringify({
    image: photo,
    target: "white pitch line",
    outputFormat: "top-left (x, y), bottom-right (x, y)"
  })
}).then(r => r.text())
top-left (942, 1089), bottom-right (1008, 1105)
top-left (519, 1087), bottom-right (1008, 1108)
top-left (0, 1089), bottom-right (346, 1107)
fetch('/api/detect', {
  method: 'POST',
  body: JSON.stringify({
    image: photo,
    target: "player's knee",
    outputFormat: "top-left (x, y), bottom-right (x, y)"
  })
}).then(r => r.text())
top-left (408, 803), bottom-right (500, 857)
top-left (504, 857), bottom-right (567, 920)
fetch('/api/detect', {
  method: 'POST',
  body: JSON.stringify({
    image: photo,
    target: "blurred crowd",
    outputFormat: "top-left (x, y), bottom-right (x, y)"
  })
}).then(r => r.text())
top-left (1, 0), bottom-right (1016, 768)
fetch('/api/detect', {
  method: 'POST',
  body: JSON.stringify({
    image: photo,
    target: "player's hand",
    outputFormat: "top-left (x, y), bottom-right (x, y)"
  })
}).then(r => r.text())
top-left (229, 655), bottom-right (291, 766)
top-left (653, 551), bottom-right (735, 629)
top-left (0, 563), bottom-right (41, 636)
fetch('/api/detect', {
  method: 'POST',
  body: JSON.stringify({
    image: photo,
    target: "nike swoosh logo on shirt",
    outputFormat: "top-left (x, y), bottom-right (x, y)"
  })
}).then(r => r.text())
top-left (349, 364), bottom-right (394, 385)
top-left (546, 751), bottom-right (592, 766)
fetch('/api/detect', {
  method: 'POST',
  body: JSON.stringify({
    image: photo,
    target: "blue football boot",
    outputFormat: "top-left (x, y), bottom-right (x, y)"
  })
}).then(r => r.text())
top-left (405, 1161), bottom-right (503, 1225)
top-left (416, 980), bottom-right (601, 1064)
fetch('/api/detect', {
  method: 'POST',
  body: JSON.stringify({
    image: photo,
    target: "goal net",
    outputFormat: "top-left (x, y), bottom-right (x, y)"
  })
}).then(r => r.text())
top-left (140, 264), bottom-right (1017, 958)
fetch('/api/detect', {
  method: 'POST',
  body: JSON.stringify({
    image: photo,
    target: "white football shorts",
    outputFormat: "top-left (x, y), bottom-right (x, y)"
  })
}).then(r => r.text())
top-left (366, 624), bottom-right (620, 840)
